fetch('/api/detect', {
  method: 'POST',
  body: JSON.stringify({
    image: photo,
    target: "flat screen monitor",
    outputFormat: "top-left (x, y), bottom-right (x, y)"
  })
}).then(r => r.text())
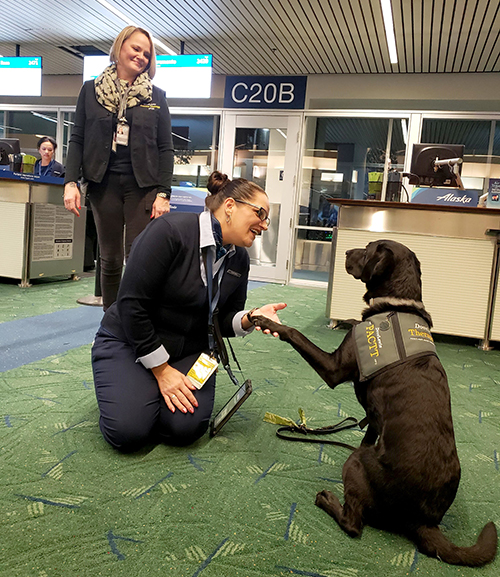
top-left (83, 53), bottom-right (213, 98)
top-left (0, 138), bottom-right (21, 165)
top-left (155, 54), bottom-right (212, 98)
top-left (409, 143), bottom-right (465, 188)
top-left (83, 55), bottom-right (110, 82)
top-left (0, 57), bottom-right (42, 96)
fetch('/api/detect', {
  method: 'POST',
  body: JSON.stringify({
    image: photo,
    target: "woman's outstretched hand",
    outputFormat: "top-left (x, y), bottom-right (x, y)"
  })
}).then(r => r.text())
top-left (251, 302), bottom-right (287, 337)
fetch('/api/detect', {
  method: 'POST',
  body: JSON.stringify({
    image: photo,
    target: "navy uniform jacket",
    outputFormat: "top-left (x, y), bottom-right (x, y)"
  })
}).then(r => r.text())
top-left (34, 159), bottom-right (65, 178)
top-left (64, 80), bottom-right (174, 195)
top-left (101, 212), bottom-right (250, 362)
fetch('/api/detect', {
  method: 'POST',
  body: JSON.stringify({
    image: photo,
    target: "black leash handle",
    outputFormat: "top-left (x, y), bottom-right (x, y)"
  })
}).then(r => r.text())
top-left (275, 416), bottom-right (368, 451)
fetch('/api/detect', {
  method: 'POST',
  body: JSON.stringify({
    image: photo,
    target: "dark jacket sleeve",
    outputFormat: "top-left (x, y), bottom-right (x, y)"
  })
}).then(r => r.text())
top-left (116, 217), bottom-right (180, 358)
top-left (155, 89), bottom-right (174, 195)
top-left (218, 250), bottom-right (250, 337)
top-left (64, 82), bottom-right (88, 185)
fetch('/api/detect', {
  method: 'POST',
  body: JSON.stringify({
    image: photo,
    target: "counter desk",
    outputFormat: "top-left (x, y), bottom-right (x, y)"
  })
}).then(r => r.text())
top-left (0, 171), bottom-right (86, 286)
top-left (327, 200), bottom-right (500, 347)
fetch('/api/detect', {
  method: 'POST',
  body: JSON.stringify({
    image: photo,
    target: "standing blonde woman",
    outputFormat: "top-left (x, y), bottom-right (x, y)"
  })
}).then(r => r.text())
top-left (63, 26), bottom-right (174, 310)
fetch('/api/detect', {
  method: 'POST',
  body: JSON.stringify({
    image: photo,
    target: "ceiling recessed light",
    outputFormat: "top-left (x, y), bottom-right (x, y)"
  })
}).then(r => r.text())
top-left (380, 0), bottom-right (398, 64)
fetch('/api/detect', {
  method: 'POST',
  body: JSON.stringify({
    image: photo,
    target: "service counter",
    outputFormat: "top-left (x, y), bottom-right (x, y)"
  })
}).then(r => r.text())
top-left (0, 171), bottom-right (86, 286)
top-left (327, 200), bottom-right (500, 347)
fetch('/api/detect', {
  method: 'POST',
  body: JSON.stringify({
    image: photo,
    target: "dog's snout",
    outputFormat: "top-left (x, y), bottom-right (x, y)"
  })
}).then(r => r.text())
top-left (345, 248), bottom-right (366, 279)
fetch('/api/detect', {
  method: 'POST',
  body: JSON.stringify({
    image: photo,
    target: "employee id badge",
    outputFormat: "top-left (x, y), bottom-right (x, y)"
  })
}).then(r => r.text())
top-left (209, 379), bottom-right (252, 437)
top-left (115, 121), bottom-right (129, 146)
top-left (187, 353), bottom-right (219, 389)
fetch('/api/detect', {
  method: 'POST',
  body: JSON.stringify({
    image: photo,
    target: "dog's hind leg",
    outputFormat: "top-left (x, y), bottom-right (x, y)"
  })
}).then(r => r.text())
top-left (316, 452), bottom-right (372, 538)
top-left (316, 490), bottom-right (364, 537)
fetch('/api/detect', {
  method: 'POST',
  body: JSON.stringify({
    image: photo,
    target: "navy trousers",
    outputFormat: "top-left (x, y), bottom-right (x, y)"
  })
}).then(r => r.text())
top-left (92, 327), bottom-right (216, 452)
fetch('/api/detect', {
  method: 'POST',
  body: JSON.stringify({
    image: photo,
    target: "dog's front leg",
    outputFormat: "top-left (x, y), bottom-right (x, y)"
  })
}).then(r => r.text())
top-left (252, 315), bottom-right (357, 388)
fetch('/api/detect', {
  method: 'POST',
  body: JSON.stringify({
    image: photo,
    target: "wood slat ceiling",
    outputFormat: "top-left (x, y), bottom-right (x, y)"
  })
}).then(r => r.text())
top-left (0, 0), bottom-right (499, 76)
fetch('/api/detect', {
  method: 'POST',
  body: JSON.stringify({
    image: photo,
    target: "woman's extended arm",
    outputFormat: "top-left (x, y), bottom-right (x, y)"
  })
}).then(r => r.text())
top-left (151, 89), bottom-right (174, 219)
top-left (63, 83), bottom-right (88, 216)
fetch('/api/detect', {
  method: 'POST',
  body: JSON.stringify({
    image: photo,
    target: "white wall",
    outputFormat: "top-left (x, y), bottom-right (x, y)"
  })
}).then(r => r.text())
top-left (2, 71), bottom-right (499, 112)
top-left (307, 72), bottom-right (500, 112)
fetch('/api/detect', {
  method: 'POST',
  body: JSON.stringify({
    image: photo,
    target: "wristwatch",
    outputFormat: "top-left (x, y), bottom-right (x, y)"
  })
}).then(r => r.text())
top-left (156, 191), bottom-right (170, 201)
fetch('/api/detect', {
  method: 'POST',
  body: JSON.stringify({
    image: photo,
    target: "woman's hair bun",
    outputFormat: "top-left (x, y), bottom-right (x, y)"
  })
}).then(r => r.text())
top-left (207, 171), bottom-right (230, 195)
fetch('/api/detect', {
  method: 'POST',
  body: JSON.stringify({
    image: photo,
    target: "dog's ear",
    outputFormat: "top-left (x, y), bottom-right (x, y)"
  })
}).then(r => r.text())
top-left (360, 243), bottom-right (395, 284)
top-left (410, 250), bottom-right (422, 278)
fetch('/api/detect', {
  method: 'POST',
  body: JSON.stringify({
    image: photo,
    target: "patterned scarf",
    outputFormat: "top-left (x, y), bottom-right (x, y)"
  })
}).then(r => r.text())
top-left (94, 63), bottom-right (153, 114)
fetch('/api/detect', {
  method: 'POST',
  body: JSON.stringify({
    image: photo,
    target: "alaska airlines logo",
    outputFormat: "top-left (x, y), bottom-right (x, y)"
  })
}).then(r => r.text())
top-left (436, 193), bottom-right (472, 204)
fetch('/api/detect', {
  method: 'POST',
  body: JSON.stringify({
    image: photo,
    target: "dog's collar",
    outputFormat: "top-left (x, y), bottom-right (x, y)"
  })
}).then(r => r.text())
top-left (369, 297), bottom-right (425, 309)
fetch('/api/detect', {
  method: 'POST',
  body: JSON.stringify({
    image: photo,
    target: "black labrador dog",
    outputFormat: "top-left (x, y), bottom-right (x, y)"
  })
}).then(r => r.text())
top-left (253, 239), bottom-right (497, 566)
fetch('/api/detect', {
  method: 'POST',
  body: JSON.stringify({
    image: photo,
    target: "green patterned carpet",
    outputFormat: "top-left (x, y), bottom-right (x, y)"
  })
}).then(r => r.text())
top-left (0, 279), bottom-right (499, 577)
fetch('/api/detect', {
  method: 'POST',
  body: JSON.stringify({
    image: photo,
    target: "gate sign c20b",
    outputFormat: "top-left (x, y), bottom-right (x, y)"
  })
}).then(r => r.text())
top-left (224, 75), bottom-right (307, 109)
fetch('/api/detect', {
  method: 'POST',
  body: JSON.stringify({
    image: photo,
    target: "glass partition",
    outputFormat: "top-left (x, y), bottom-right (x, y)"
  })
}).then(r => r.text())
top-left (294, 114), bottom-right (408, 283)
top-left (59, 111), bottom-right (220, 190)
top-left (171, 114), bottom-right (219, 190)
top-left (232, 125), bottom-right (287, 267)
top-left (61, 111), bottom-right (75, 165)
top-left (1, 110), bottom-right (58, 157)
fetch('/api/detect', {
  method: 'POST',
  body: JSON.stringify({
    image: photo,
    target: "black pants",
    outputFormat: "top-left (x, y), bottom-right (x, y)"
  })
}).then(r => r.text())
top-left (92, 328), bottom-right (216, 452)
top-left (87, 172), bottom-right (156, 310)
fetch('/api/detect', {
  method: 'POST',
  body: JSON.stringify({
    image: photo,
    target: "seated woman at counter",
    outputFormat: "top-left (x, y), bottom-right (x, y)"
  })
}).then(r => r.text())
top-left (35, 136), bottom-right (65, 178)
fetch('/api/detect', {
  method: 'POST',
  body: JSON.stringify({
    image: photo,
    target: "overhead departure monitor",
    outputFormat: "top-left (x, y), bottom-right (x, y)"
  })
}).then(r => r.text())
top-left (0, 57), bottom-right (42, 96)
top-left (154, 54), bottom-right (212, 98)
top-left (83, 53), bottom-right (213, 98)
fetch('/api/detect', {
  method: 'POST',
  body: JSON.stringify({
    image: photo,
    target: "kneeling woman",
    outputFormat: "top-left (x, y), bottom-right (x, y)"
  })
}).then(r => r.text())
top-left (92, 171), bottom-right (285, 451)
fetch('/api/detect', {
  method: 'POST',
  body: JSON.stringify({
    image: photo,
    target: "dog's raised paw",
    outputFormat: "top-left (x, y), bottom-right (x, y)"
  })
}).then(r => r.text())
top-left (251, 315), bottom-right (279, 332)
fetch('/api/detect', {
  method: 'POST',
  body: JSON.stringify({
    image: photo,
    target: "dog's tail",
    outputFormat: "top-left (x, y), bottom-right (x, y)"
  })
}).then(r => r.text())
top-left (414, 522), bottom-right (497, 566)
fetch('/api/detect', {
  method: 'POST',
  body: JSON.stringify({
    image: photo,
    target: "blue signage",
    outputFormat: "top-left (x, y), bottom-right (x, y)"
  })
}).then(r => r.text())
top-left (411, 187), bottom-right (479, 206)
top-left (224, 75), bottom-right (307, 109)
top-left (0, 169), bottom-right (63, 185)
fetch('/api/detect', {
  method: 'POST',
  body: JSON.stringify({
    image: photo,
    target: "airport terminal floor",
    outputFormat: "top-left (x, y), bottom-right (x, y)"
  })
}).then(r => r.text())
top-left (0, 272), bottom-right (499, 577)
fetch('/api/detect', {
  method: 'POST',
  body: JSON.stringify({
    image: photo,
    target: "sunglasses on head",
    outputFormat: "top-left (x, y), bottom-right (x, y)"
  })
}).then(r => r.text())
top-left (234, 199), bottom-right (270, 225)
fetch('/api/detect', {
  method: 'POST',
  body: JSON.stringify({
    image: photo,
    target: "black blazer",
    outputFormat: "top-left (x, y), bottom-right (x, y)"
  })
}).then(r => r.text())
top-left (64, 81), bottom-right (174, 194)
top-left (101, 212), bottom-right (251, 362)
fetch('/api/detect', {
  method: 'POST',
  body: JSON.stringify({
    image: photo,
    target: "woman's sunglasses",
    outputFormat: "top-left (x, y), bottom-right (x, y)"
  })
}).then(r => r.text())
top-left (234, 199), bottom-right (270, 225)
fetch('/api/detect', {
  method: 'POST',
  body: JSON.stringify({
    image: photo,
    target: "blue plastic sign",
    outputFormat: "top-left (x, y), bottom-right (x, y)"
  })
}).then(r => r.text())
top-left (224, 75), bottom-right (307, 109)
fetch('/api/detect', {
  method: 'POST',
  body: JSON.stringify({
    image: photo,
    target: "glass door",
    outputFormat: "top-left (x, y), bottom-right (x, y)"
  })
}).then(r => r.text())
top-left (220, 114), bottom-right (301, 282)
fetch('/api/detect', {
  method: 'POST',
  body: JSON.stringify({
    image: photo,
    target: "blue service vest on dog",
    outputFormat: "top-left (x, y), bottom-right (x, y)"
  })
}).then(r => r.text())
top-left (354, 312), bottom-right (437, 381)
